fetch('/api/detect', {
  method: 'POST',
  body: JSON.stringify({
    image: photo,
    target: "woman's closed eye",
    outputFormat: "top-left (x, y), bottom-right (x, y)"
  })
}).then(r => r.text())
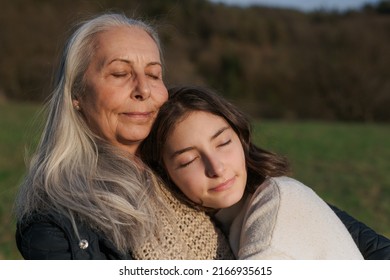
top-left (111, 71), bottom-right (130, 78)
top-left (147, 73), bottom-right (160, 80)
top-left (146, 63), bottom-right (163, 79)
top-left (146, 69), bottom-right (162, 80)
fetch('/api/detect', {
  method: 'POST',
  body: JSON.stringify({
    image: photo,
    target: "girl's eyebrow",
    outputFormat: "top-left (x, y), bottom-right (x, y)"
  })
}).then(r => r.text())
top-left (170, 126), bottom-right (230, 159)
top-left (210, 126), bottom-right (230, 140)
top-left (170, 146), bottom-right (195, 159)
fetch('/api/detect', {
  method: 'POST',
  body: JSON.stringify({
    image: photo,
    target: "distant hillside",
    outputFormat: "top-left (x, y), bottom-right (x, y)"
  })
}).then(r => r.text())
top-left (1, 0), bottom-right (389, 121)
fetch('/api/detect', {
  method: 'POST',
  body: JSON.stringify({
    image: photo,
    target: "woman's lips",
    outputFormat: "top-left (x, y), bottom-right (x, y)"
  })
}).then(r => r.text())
top-left (121, 111), bottom-right (153, 121)
top-left (210, 176), bottom-right (236, 192)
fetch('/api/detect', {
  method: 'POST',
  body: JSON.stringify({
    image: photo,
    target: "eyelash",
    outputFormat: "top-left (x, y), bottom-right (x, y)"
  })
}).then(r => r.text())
top-left (111, 72), bottom-right (160, 80)
top-left (178, 158), bottom-right (197, 169)
top-left (177, 139), bottom-right (231, 169)
top-left (218, 139), bottom-right (232, 147)
top-left (147, 73), bottom-right (160, 80)
top-left (112, 72), bottom-right (128, 78)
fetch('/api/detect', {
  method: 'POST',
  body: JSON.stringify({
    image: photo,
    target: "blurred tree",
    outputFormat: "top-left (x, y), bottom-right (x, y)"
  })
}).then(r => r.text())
top-left (0, 0), bottom-right (389, 121)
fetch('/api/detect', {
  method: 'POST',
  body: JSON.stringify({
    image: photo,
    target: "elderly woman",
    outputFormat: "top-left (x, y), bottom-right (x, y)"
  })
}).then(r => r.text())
top-left (15, 13), bottom-right (390, 260)
top-left (14, 13), bottom-right (233, 260)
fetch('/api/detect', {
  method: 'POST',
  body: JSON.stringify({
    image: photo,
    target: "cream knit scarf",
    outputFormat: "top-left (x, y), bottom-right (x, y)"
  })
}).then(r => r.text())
top-left (132, 183), bottom-right (234, 260)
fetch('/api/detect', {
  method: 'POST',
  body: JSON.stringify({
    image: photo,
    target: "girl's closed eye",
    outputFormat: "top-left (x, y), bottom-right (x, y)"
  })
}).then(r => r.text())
top-left (218, 139), bottom-right (232, 148)
top-left (177, 156), bottom-right (198, 169)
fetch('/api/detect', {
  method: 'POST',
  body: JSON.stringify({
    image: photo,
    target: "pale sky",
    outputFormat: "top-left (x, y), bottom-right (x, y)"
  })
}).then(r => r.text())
top-left (209, 0), bottom-right (381, 11)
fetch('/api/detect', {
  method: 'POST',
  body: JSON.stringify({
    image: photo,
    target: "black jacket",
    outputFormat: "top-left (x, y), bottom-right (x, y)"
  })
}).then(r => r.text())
top-left (16, 213), bottom-right (131, 260)
top-left (16, 205), bottom-right (390, 260)
top-left (329, 205), bottom-right (390, 260)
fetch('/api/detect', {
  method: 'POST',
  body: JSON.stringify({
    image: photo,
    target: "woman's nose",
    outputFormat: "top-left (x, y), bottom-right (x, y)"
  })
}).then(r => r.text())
top-left (205, 156), bottom-right (225, 178)
top-left (131, 75), bottom-right (151, 100)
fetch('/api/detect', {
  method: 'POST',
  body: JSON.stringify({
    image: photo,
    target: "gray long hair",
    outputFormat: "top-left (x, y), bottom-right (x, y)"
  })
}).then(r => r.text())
top-left (15, 13), bottom-right (167, 254)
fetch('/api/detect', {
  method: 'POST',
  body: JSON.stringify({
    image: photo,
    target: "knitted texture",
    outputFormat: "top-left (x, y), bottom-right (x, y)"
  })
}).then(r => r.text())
top-left (133, 183), bottom-right (234, 260)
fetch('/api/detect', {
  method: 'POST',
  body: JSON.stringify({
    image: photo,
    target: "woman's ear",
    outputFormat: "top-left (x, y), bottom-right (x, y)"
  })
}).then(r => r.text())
top-left (72, 99), bottom-right (81, 111)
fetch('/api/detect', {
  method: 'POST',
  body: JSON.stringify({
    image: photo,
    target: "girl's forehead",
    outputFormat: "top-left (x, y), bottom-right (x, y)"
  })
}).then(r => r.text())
top-left (169, 111), bottom-right (230, 140)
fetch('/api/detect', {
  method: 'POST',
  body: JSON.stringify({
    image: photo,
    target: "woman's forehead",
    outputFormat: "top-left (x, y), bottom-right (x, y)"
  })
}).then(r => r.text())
top-left (93, 26), bottom-right (160, 62)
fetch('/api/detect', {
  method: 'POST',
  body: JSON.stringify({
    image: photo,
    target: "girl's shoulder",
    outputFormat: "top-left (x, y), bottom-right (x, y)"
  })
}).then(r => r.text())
top-left (259, 176), bottom-right (318, 200)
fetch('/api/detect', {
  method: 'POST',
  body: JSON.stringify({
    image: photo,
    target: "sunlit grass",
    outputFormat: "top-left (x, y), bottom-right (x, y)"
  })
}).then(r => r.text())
top-left (254, 120), bottom-right (390, 238)
top-left (0, 101), bottom-right (43, 259)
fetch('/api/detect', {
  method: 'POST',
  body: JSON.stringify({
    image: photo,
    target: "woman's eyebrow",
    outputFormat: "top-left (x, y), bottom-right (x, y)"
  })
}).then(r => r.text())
top-left (107, 59), bottom-right (162, 67)
top-left (146, 61), bottom-right (162, 67)
top-left (107, 58), bottom-right (131, 65)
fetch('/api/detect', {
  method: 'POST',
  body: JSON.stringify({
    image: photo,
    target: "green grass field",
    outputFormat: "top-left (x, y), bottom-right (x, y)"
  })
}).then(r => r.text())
top-left (0, 101), bottom-right (43, 259)
top-left (255, 120), bottom-right (390, 238)
top-left (1, 101), bottom-right (389, 259)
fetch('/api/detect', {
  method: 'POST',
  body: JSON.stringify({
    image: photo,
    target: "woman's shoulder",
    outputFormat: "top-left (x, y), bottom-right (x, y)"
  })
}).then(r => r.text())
top-left (16, 211), bottom-right (130, 260)
top-left (16, 212), bottom-right (74, 259)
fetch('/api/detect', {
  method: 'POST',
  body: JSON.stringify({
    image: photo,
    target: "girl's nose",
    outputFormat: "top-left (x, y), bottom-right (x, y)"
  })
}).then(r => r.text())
top-left (205, 156), bottom-right (225, 178)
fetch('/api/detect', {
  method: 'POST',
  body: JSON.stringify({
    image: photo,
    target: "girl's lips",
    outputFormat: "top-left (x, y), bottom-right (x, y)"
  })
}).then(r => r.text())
top-left (210, 176), bottom-right (236, 192)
